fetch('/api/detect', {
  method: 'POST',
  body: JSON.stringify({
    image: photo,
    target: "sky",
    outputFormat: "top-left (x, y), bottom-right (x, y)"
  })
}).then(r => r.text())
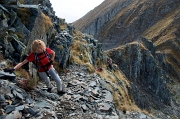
top-left (50, 0), bottom-right (104, 23)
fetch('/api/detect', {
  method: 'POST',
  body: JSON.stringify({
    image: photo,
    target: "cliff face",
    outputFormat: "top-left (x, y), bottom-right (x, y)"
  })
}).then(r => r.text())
top-left (106, 38), bottom-right (180, 117)
top-left (74, 0), bottom-right (180, 50)
top-left (106, 38), bottom-right (171, 111)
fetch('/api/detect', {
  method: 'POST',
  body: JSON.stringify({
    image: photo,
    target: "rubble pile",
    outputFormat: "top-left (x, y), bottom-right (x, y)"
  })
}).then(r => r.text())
top-left (0, 65), bottom-right (151, 119)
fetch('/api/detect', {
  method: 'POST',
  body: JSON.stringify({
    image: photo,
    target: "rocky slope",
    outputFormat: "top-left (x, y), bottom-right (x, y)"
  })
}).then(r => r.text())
top-left (0, 64), bottom-right (153, 119)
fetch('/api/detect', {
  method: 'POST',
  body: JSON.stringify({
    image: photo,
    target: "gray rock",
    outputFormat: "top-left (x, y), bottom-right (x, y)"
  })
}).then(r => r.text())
top-left (104, 91), bottom-right (113, 102)
top-left (98, 102), bottom-right (112, 113)
top-left (15, 105), bottom-right (24, 111)
top-left (81, 104), bottom-right (88, 111)
top-left (5, 110), bottom-right (22, 119)
top-left (0, 19), bottom-right (8, 29)
top-left (5, 105), bottom-right (15, 114)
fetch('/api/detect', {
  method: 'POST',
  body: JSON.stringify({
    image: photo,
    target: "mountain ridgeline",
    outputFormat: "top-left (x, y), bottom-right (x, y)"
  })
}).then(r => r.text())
top-left (74, 0), bottom-right (180, 118)
top-left (74, 0), bottom-right (180, 50)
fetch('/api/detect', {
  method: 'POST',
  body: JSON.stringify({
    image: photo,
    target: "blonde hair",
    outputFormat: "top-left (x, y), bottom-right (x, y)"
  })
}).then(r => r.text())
top-left (31, 39), bottom-right (46, 53)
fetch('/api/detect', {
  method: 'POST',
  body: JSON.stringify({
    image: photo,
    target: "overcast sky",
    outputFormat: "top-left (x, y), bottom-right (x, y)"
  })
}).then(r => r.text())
top-left (50, 0), bottom-right (104, 23)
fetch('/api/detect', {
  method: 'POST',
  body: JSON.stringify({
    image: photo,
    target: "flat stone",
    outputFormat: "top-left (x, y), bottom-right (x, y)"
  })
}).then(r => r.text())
top-left (67, 80), bottom-right (82, 87)
top-left (81, 104), bottom-right (88, 111)
top-left (89, 81), bottom-right (96, 87)
top-left (104, 115), bottom-right (119, 119)
top-left (73, 94), bottom-right (83, 100)
top-left (80, 96), bottom-right (88, 101)
top-left (91, 90), bottom-right (99, 97)
top-left (0, 87), bottom-right (11, 94)
top-left (15, 91), bottom-right (24, 100)
top-left (0, 71), bottom-right (16, 80)
top-left (5, 105), bottom-right (16, 114)
top-left (25, 97), bottom-right (34, 104)
top-left (0, 95), bottom-right (6, 102)
top-left (104, 91), bottom-right (113, 102)
top-left (64, 94), bottom-right (71, 100)
top-left (78, 73), bottom-right (85, 76)
top-left (18, 4), bottom-right (39, 9)
top-left (140, 114), bottom-right (147, 119)
top-left (98, 103), bottom-right (111, 112)
top-left (0, 4), bottom-right (9, 13)
top-left (6, 93), bottom-right (14, 98)
top-left (15, 105), bottom-right (24, 111)
top-left (5, 110), bottom-right (22, 119)
top-left (90, 94), bottom-right (99, 100)
top-left (35, 101), bottom-right (52, 108)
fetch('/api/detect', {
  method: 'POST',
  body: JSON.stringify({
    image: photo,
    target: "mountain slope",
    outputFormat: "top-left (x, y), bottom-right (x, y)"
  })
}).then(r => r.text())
top-left (143, 6), bottom-right (180, 82)
top-left (73, 0), bottom-right (117, 30)
top-left (74, 0), bottom-right (180, 118)
top-left (74, 0), bottom-right (180, 50)
top-left (1, 0), bottom-right (180, 118)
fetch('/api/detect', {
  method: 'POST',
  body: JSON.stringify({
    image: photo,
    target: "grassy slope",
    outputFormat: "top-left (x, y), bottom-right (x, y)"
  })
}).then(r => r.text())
top-left (143, 6), bottom-right (180, 81)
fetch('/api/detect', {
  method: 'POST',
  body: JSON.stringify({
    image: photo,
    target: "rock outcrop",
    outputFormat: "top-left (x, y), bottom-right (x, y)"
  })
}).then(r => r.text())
top-left (0, 0), bottom-right (70, 65)
top-left (106, 37), bottom-right (180, 117)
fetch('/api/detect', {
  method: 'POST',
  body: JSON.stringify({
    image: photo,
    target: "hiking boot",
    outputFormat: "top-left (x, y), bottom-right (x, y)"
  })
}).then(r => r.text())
top-left (47, 88), bottom-right (52, 93)
top-left (57, 90), bottom-right (66, 96)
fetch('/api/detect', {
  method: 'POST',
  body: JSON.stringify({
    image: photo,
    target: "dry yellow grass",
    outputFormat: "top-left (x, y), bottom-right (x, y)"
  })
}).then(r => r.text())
top-left (41, 13), bottom-right (53, 32)
top-left (19, 0), bottom-right (25, 4)
top-left (69, 39), bottom-right (89, 65)
top-left (68, 37), bottom-right (97, 73)
top-left (60, 24), bottom-right (67, 31)
top-left (143, 8), bottom-right (179, 46)
top-left (27, 77), bottom-right (38, 90)
top-left (14, 69), bottom-right (30, 79)
top-left (95, 65), bottom-right (141, 111)
top-left (96, 67), bottom-right (116, 82)
top-left (73, 30), bottom-right (84, 41)
top-left (85, 63), bottom-right (95, 73)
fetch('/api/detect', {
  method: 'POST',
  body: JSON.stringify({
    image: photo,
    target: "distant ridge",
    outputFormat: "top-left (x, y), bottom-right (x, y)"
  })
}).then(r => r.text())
top-left (74, 0), bottom-right (180, 50)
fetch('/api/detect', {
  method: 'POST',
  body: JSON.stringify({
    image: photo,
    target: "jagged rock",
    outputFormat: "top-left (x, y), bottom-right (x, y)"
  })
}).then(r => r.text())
top-left (49, 31), bottom-right (72, 69)
top-left (0, 19), bottom-right (8, 30)
top-left (107, 37), bottom-right (171, 110)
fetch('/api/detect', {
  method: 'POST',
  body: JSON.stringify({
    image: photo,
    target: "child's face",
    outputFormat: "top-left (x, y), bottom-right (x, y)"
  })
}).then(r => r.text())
top-left (36, 46), bottom-right (44, 53)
